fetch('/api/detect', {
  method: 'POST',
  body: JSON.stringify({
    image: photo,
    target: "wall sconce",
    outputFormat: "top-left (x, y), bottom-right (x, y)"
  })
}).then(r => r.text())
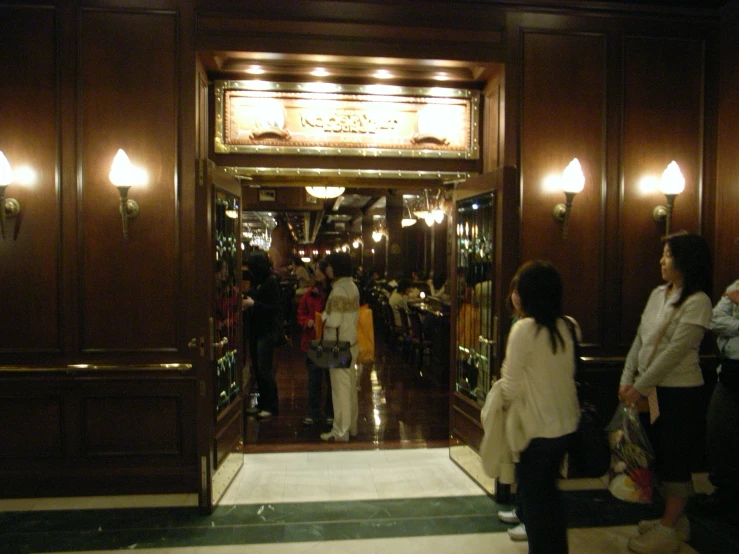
top-left (552, 158), bottom-right (585, 240)
top-left (109, 149), bottom-right (146, 239)
top-left (652, 161), bottom-right (685, 235)
top-left (0, 151), bottom-right (21, 239)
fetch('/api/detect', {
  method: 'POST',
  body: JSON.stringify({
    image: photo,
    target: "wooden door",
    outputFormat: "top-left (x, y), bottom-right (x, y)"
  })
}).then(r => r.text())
top-left (448, 167), bottom-right (519, 496)
top-left (197, 162), bottom-right (245, 512)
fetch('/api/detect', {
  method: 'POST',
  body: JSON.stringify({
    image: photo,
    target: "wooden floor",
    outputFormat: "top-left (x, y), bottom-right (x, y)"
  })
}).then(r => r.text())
top-left (244, 314), bottom-right (451, 452)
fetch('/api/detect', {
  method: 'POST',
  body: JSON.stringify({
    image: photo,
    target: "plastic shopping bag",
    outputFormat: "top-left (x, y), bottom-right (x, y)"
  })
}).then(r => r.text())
top-left (606, 403), bottom-right (655, 503)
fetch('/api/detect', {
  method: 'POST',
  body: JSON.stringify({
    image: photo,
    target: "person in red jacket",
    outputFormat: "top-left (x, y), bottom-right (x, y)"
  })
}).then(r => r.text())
top-left (296, 258), bottom-right (333, 425)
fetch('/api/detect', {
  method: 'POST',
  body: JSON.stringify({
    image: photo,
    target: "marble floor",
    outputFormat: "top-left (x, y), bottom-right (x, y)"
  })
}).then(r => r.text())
top-left (1, 448), bottom-right (713, 554)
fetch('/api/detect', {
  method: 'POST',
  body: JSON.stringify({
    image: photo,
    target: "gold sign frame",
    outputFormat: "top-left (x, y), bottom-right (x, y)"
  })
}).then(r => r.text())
top-left (214, 81), bottom-right (479, 159)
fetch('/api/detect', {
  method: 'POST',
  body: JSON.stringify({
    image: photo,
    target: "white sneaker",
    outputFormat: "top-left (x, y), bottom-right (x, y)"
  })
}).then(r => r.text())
top-left (507, 523), bottom-right (528, 541)
top-left (628, 522), bottom-right (682, 553)
top-left (497, 509), bottom-right (521, 524)
top-left (637, 514), bottom-right (690, 541)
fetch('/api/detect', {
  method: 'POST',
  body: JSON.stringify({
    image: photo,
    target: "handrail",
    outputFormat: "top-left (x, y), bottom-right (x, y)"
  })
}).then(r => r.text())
top-left (0, 363), bottom-right (193, 373)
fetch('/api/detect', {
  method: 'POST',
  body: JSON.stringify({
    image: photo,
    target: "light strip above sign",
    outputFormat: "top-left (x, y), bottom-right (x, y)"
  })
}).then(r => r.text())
top-left (214, 81), bottom-right (479, 159)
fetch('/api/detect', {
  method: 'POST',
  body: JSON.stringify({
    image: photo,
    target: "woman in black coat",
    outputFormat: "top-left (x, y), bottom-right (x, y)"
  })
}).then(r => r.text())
top-left (243, 251), bottom-right (282, 417)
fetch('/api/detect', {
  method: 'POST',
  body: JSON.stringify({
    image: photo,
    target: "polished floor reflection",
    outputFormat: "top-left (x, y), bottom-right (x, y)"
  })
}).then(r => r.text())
top-left (244, 318), bottom-right (450, 452)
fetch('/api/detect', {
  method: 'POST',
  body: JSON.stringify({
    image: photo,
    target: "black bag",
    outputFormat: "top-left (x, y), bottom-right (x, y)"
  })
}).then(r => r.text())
top-left (307, 327), bottom-right (352, 369)
top-left (565, 318), bottom-right (611, 477)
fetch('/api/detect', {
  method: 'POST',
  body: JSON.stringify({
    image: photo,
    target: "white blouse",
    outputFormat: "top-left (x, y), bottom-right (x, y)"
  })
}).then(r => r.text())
top-left (499, 317), bottom-right (581, 440)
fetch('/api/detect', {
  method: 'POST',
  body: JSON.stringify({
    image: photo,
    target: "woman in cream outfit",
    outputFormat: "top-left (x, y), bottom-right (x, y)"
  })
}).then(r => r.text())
top-left (320, 252), bottom-right (360, 442)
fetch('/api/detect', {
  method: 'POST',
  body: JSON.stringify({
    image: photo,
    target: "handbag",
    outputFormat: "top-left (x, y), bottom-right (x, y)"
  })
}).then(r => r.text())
top-left (565, 317), bottom-right (611, 477)
top-left (307, 327), bottom-right (353, 369)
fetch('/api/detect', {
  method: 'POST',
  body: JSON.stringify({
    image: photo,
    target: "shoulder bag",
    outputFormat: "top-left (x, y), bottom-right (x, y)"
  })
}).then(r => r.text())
top-left (565, 318), bottom-right (612, 478)
top-left (307, 327), bottom-right (353, 369)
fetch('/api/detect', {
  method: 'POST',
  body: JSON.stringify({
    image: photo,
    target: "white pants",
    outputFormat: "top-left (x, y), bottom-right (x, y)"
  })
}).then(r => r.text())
top-left (329, 347), bottom-right (358, 441)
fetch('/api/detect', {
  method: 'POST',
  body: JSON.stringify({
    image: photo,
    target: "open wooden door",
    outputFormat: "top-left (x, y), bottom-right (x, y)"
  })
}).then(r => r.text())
top-left (448, 166), bottom-right (519, 498)
top-left (196, 161), bottom-right (245, 513)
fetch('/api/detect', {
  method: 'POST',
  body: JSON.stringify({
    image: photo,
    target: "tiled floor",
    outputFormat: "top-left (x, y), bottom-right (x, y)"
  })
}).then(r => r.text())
top-left (1, 448), bottom-right (710, 554)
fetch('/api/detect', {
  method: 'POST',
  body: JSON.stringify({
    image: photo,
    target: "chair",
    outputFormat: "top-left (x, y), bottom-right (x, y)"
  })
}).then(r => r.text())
top-left (397, 307), bottom-right (414, 361)
top-left (407, 309), bottom-right (433, 372)
top-left (382, 301), bottom-right (405, 347)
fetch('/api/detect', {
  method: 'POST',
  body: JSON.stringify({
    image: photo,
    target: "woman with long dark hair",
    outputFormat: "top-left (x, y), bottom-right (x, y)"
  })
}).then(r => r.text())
top-left (243, 250), bottom-right (282, 418)
top-left (499, 261), bottom-right (580, 553)
top-left (620, 232), bottom-right (712, 553)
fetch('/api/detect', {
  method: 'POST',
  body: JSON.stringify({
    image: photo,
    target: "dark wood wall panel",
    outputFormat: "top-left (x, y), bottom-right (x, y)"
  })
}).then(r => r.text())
top-left (0, 396), bottom-right (62, 456)
top-left (79, 8), bottom-right (179, 352)
top-left (714, 6), bottom-right (739, 293)
top-left (620, 36), bottom-right (705, 340)
top-left (520, 31), bottom-right (606, 344)
top-left (0, 373), bottom-right (198, 497)
top-left (83, 395), bottom-right (182, 456)
top-left (0, 6), bottom-right (60, 353)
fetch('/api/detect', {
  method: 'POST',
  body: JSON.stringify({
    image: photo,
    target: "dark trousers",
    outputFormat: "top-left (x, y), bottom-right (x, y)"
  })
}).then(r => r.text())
top-left (517, 433), bottom-right (573, 554)
top-left (306, 357), bottom-right (333, 420)
top-left (250, 334), bottom-right (278, 415)
top-left (707, 380), bottom-right (739, 495)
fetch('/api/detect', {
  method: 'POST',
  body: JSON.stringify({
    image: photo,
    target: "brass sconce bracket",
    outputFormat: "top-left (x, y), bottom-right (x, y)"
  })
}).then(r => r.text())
top-left (0, 185), bottom-right (21, 239)
top-left (652, 193), bottom-right (677, 235)
top-left (116, 185), bottom-right (140, 240)
top-left (552, 191), bottom-right (577, 240)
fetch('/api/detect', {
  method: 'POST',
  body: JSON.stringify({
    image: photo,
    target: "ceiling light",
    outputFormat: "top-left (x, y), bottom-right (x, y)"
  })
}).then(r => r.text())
top-left (373, 69), bottom-right (393, 79)
top-left (401, 201), bottom-right (417, 227)
top-left (311, 67), bottom-right (329, 77)
top-left (306, 186), bottom-right (345, 199)
top-left (246, 65), bottom-right (265, 75)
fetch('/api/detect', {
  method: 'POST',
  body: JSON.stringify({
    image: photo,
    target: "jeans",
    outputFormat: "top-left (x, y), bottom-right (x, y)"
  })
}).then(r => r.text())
top-left (250, 334), bottom-right (278, 415)
top-left (516, 433), bottom-right (574, 554)
top-left (306, 357), bottom-right (333, 420)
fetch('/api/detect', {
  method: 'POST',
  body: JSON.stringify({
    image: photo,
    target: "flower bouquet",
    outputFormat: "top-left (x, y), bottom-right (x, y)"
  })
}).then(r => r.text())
top-left (606, 403), bottom-right (655, 503)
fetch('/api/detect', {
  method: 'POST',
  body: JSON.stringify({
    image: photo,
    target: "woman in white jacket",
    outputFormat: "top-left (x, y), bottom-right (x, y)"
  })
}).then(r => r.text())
top-left (320, 252), bottom-right (360, 442)
top-left (499, 261), bottom-right (580, 554)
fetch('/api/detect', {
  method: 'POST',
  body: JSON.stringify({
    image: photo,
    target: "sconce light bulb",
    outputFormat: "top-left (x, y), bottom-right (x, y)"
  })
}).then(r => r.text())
top-left (372, 230), bottom-right (383, 242)
top-left (0, 151), bottom-right (13, 186)
top-left (109, 149), bottom-right (148, 187)
top-left (433, 209), bottom-right (445, 223)
top-left (659, 161), bottom-right (685, 195)
top-left (561, 158), bottom-right (585, 194)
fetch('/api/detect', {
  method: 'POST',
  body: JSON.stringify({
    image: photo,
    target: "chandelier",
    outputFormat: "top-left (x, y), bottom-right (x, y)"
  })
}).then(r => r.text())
top-left (306, 186), bottom-right (345, 199)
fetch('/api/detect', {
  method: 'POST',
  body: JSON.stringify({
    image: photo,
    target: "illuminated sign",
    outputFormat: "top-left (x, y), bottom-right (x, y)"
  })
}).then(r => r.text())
top-left (214, 81), bottom-right (478, 159)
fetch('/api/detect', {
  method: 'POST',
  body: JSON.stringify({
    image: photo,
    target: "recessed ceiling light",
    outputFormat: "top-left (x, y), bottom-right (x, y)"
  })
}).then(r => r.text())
top-left (433, 72), bottom-right (450, 81)
top-left (373, 69), bottom-right (393, 79)
top-left (311, 67), bottom-right (329, 77)
top-left (246, 65), bottom-right (265, 75)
